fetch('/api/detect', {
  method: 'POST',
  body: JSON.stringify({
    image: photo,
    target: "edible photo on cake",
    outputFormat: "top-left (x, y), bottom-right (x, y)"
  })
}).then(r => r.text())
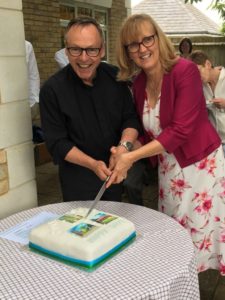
top-left (59, 214), bottom-right (83, 223)
top-left (91, 212), bottom-right (117, 224)
top-left (70, 223), bottom-right (97, 237)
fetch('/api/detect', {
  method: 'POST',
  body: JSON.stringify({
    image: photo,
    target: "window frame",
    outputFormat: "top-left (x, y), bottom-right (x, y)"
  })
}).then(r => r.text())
top-left (59, 1), bottom-right (108, 61)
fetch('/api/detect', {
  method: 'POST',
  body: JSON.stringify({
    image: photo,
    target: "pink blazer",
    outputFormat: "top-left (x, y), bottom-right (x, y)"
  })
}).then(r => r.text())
top-left (133, 58), bottom-right (221, 168)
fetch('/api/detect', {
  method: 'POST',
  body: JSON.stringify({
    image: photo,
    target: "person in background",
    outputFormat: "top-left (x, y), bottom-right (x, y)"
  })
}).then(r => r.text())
top-left (54, 48), bottom-right (69, 69)
top-left (107, 13), bottom-right (225, 274)
top-left (178, 37), bottom-right (192, 58)
top-left (189, 50), bottom-right (225, 156)
top-left (25, 40), bottom-right (40, 121)
top-left (25, 40), bottom-right (43, 143)
top-left (40, 16), bottom-right (140, 202)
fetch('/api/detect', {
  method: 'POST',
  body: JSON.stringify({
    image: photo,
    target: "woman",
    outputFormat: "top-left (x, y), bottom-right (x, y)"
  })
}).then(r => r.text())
top-left (107, 14), bottom-right (225, 275)
top-left (178, 37), bottom-right (192, 58)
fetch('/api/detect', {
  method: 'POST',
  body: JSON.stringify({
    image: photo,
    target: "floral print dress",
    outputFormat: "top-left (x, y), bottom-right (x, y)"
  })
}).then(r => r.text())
top-left (143, 96), bottom-right (225, 275)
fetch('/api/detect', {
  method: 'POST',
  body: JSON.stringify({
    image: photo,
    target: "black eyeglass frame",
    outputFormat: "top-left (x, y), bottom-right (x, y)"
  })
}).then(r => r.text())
top-left (66, 46), bottom-right (102, 57)
top-left (125, 34), bottom-right (156, 53)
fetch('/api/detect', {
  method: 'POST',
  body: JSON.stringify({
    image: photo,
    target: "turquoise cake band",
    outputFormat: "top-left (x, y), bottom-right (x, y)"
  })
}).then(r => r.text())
top-left (29, 231), bottom-right (136, 268)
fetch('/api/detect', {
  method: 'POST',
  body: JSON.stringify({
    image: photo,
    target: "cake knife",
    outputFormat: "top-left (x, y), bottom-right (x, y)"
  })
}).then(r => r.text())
top-left (85, 175), bottom-right (110, 218)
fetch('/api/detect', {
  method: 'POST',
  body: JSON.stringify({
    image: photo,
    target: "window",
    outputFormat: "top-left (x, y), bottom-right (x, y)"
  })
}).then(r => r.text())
top-left (59, 2), bottom-right (108, 61)
top-left (60, 5), bottom-right (75, 20)
top-left (94, 10), bottom-right (107, 27)
top-left (77, 7), bottom-right (92, 17)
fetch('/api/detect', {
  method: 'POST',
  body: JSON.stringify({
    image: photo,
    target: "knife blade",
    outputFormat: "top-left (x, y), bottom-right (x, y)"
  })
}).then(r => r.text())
top-left (85, 176), bottom-right (110, 218)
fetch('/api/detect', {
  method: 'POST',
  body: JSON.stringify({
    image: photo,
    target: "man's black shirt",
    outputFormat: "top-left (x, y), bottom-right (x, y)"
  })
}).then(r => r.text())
top-left (40, 62), bottom-right (140, 201)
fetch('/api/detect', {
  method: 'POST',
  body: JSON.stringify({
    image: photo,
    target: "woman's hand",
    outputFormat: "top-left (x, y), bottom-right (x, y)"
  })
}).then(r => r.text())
top-left (106, 152), bottom-right (133, 188)
top-left (109, 145), bottom-right (128, 170)
top-left (106, 139), bottom-right (164, 188)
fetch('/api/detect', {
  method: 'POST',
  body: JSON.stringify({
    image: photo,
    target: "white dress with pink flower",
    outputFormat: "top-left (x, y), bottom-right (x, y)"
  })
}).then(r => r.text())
top-left (143, 97), bottom-right (225, 275)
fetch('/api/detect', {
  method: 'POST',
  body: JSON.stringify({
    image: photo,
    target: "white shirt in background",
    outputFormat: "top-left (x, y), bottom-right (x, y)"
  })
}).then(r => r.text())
top-left (54, 48), bottom-right (69, 69)
top-left (25, 41), bottom-right (40, 107)
top-left (203, 67), bottom-right (225, 144)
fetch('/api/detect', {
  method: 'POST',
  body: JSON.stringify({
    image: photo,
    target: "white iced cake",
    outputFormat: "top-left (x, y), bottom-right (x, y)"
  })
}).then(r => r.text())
top-left (29, 207), bottom-right (136, 268)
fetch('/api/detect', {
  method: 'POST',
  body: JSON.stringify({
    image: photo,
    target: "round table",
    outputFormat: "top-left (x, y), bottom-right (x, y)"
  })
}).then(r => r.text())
top-left (0, 201), bottom-right (200, 300)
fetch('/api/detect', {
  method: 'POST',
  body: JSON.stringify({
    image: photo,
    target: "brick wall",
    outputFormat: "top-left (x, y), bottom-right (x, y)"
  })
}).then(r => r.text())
top-left (108, 0), bottom-right (127, 66)
top-left (22, 0), bottom-right (61, 85)
top-left (22, 0), bottom-right (128, 82)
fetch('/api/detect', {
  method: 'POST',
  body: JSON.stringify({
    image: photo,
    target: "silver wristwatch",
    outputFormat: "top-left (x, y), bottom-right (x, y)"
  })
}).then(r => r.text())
top-left (118, 141), bottom-right (133, 151)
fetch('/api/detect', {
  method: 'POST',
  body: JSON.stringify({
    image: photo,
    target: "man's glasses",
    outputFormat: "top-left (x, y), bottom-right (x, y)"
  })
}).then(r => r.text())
top-left (66, 47), bottom-right (101, 57)
top-left (126, 34), bottom-right (156, 53)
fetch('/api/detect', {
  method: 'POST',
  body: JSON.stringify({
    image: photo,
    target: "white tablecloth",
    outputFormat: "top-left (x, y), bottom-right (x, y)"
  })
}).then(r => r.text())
top-left (0, 201), bottom-right (200, 300)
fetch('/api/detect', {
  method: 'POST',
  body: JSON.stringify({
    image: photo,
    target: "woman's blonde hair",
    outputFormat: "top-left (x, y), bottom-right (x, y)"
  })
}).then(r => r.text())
top-left (116, 14), bottom-right (177, 81)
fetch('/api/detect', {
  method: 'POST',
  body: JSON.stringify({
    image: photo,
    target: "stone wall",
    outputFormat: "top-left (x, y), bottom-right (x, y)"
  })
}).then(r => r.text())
top-left (0, 150), bottom-right (8, 196)
top-left (0, 0), bottom-right (37, 219)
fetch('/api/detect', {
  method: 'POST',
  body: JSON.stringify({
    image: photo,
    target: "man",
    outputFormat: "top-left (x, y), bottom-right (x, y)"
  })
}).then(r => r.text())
top-left (53, 42), bottom-right (146, 205)
top-left (189, 50), bottom-right (225, 155)
top-left (40, 17), bottom-right (139, 201)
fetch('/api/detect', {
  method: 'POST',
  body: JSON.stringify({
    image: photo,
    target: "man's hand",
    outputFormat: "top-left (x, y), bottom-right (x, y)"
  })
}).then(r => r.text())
top-left (65, 146), bottom-right (111, 181)
top-left (91, 160), bottom-right (112, 181)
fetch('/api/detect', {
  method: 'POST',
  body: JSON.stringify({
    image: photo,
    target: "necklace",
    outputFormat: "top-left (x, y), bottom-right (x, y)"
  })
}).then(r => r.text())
top-left (146, 77), bottom-right (162, 109)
